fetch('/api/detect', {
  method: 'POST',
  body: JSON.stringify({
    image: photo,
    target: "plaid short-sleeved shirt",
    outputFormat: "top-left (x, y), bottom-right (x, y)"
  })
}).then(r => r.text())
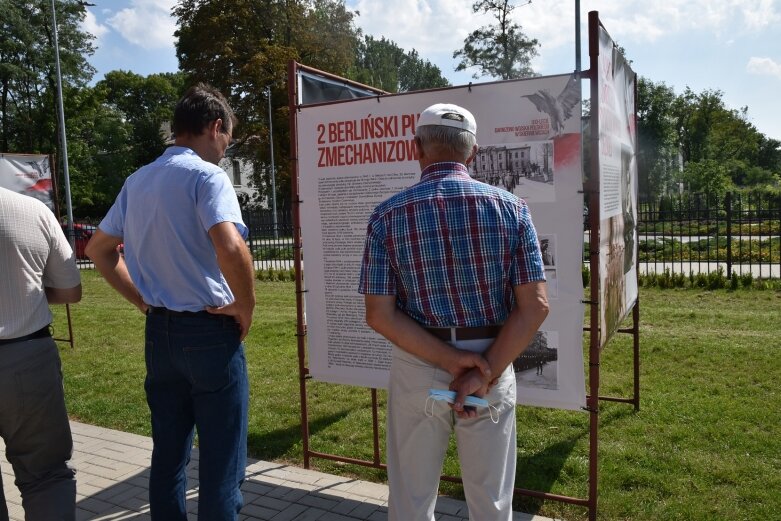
top-left (359, 162), bottom-right (545, 327)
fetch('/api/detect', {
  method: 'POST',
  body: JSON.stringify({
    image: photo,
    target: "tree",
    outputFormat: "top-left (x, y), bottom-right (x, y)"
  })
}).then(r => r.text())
top-left (756, 135), bottom-right (781, 173)
top-left (453, 0), bottom-right (539, 80)
top-left (98, 70), bottom-right (185, 166)
top-left (0, 0), bottom-right (95, 154)
top-left (669, 87), bottom-right (779, 192)
top-left (349, 36), bottom-right (449, 93)
top-left (175, 0), bottom-right (369, 212)
top-left (297, 0), bottom-right (360, 77)
top-left (350, 36), bottom-right (406, 92)
top-left (398, 49), bottom-right (450, 92)
top-left (62, 84), bottom-right (133, 215)
top-left (682, 159), bottom-right (733, 197)
top-left (636, 77), bottom-right (680, 199)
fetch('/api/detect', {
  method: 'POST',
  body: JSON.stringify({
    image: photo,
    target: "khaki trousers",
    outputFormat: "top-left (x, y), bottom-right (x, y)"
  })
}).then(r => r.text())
top-left (386, 341), bottom-right (517, 521)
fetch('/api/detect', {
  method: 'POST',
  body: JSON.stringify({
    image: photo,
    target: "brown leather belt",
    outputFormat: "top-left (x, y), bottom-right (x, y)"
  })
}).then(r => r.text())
top-left (425, 325), bottom-right (502, 342)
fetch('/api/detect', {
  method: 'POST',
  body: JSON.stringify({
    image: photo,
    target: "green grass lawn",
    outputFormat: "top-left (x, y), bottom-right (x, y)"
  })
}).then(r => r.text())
top-left (53, 271), bottom-right (781, 520)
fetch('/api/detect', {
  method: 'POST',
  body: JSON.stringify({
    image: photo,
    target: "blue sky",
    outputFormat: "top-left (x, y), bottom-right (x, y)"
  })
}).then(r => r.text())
top-left (83, 0), bottom-right (781, 141)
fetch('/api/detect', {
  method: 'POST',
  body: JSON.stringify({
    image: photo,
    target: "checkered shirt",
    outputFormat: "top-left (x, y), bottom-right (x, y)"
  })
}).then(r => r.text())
top-left (359, 162), bottom-right (545, 327)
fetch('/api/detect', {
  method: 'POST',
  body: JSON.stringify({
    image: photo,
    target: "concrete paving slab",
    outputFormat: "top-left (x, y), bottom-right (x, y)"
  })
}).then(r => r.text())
top-left (0, 421), bottom-right (561, 521)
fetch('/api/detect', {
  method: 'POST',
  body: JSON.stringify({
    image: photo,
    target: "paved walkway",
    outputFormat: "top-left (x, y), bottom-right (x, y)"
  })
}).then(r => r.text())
top-left (1, 422), bottom-right (558, 521)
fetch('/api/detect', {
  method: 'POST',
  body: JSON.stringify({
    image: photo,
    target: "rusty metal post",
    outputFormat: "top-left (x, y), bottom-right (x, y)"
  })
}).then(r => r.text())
top-left (288, 61), bottom-right (312, 469)
top-left (371, 389), bottom-right (381, 465)
top-left (587, 11), bottom-right (602, 521)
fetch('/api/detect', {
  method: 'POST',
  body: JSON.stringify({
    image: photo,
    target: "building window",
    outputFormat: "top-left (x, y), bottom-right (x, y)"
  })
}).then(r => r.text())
top-left (232, 160), bottom-right (241, 186)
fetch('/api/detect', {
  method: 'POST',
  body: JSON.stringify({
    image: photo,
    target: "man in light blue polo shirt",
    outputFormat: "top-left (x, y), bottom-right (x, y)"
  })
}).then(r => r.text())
top-left (87, 83), bottom-right (255, 521)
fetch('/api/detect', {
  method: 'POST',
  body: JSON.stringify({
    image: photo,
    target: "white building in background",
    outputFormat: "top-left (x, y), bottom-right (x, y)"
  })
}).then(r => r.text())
top-left (470, 144), bottom-right (532, 185)
top-left (218, 144), bottom-right (262, 207)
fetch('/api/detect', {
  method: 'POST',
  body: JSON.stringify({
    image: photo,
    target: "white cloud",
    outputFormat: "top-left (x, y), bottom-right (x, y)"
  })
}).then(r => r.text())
top-left (107, 0), bottom-right (177, 51)
top-left (746, 57), bottom-right (781, 80)
top-left (352, 0), bottom-right (488, 58)
top-left (81, 9), bottom-right (109, 42)
top-left (348, 0), bottom-right (780, 57)
top-left (738, 0), bottom-right (781, 30)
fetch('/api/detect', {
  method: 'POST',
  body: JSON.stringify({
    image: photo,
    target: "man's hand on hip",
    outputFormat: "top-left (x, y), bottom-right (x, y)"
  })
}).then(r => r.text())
top-left (207, 302), bottom-right (253, 341)
top-left (208, 222), bottom-right (256, 342)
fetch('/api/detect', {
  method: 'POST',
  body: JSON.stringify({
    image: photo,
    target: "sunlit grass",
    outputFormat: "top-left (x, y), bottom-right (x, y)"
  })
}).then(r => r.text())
top-left (54, 273), bottom-right (781, 520)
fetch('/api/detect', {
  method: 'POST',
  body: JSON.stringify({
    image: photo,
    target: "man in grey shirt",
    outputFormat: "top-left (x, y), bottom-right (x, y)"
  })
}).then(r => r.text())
top-left (0, 186), bottom-right (82, 521)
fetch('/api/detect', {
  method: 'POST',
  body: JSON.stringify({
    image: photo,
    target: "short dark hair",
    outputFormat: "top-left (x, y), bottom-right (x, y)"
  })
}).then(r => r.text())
top-left (172, 83), bottom-right (237, 137)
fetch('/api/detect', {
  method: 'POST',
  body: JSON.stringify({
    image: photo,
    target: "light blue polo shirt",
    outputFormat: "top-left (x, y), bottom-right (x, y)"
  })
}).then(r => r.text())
top-left (99, 146), bottom-right (248, 312)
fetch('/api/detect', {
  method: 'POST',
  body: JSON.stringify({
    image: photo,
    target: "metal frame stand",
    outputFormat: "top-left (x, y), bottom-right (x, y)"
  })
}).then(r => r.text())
top-left (49, 153), bottom-right (75, 349)
top-left (288, 44), bottom-right (641, 517)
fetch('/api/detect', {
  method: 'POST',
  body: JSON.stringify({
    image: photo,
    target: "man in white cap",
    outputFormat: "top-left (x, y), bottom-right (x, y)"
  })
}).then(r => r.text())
top-left (359, 103), bottom-right (549, 520)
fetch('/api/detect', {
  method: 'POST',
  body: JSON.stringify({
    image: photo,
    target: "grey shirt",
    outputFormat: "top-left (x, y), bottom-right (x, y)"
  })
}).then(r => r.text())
top-left (0, 187), bottom-right (80, 339)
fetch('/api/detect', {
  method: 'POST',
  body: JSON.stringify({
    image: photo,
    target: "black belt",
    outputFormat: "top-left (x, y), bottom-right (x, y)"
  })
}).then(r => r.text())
top-left (147, 306), bottom-right (211, 318)
top-left (0, 325), bottom-right (52, 346)
top-left (425, 325), bottom-right (502, 342)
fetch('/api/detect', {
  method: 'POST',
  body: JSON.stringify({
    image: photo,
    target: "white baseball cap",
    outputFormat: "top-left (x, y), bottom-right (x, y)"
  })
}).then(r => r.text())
top-left (416, 103), bottom-right (476, 135)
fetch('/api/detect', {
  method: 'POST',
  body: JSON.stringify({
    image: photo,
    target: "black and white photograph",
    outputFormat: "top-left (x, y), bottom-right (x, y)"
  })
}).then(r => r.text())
top-left (469, 140), bottom-right (555, 202)
top-left (539, 234), bottom-right (556, 267)
top-left (545, 268), bottom-right (558, 299)
top-left (513, 330), bottom-right (558, 391)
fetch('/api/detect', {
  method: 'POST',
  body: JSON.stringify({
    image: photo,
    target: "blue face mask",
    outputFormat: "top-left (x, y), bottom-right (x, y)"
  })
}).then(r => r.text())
top-left (425, 389), bottom-right (499, 423)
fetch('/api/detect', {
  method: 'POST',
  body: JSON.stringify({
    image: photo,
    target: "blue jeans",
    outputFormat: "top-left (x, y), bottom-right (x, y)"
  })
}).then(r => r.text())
top-left (144, 312), bottom-right (248, 521)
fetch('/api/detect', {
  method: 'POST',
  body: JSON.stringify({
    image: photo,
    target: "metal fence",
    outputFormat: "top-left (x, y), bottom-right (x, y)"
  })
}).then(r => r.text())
top-left (242, 208), bottom-right (295, 271)
top-left (68, 192), bottom-right (780, 280)
top-left (243, 192), bottom-right (780, 279)
top-left (65, 210), bottom-right (296, 271)
top-left (636, 192), bottom-right (781, 279)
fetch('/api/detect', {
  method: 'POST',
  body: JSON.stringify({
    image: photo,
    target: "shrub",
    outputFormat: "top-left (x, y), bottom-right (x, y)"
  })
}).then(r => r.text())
top-left (706, 267), bottom-right (726, 290)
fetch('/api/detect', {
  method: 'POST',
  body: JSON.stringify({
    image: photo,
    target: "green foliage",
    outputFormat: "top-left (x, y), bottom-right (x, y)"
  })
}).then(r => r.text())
top-left (349, 36), bottom-right (449, 93)
top-left (682, 159), bottom-right (734, 197)
top-left (637, 268), bottom-right (781, 291)
top-left (349, 35), bottom-right (405, 92)
top-left (255, 267), bottom-right (296, 282)
top-left (254, 246), bottom-right (294, 261)
top-left (398, 48), bottom-right (451, 92)
top-left (62, 85), bottom-right (134, 215)
top-left (637, 236), bottom-right (781, 264)
top-left (453, 0), bottom-right (539, 80)
top-left (1, 2), bottom-right (186, 217)
top-left (0, 0), bottom-right (95, 154)
top-left (636, 78), bottom-right (680, 199)
top-left (173, 0), bottom-right (366, 214)
top-left (706, 266), bottom-right (726, 289)
top-left (98, 70), bottom-right (185, 166)
top-left (637, 82), bottom-right (781, 199)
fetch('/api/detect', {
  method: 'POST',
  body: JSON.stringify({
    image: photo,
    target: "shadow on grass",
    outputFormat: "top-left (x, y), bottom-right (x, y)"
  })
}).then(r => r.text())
top-left (514, 404), bottom-right (635, 515)
top-left (247, 410), bottom-right (352, 461)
